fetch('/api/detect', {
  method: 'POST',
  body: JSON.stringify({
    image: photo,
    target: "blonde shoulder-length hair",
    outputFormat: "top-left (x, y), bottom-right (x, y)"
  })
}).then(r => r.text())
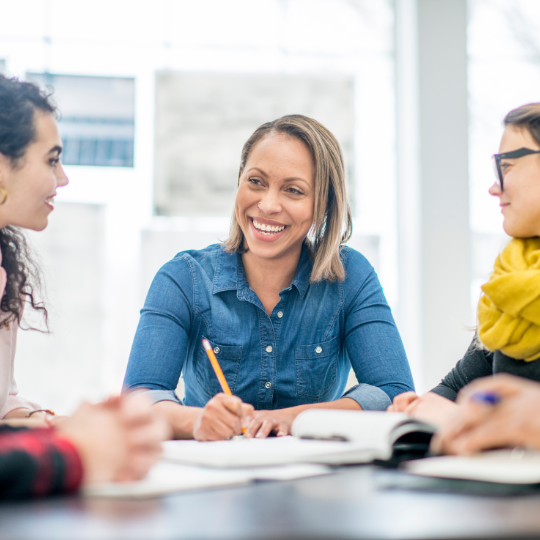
top-left (224, 114), bottom-right (353, 283)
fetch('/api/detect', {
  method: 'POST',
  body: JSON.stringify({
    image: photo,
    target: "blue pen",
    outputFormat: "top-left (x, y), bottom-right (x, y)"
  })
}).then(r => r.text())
top-left (470, 391), bottom-right (501, 405)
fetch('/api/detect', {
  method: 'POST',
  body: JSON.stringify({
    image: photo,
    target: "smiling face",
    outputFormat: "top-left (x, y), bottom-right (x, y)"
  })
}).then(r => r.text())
top-left (489, 125), bottom-right (540, 237)
top-left (235, 132), bottom-right (315, 262)
top-left (0, 110), bottom-right (68, 231)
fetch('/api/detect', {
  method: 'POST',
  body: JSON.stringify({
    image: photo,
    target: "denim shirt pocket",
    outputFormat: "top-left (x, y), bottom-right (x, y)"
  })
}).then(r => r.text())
top-left (195, 337), bottom-right (243, 397)
top-left (295, 335), bottom-right (340, 398)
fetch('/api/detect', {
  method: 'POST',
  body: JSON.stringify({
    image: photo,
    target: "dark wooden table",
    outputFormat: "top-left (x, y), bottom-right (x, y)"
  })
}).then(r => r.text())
top-left (2, 465), bottom-right (540, 540)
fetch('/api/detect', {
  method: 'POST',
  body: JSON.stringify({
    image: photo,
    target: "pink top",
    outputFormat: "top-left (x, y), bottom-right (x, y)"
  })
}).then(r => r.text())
top-left (0, 254), bottom-right (40, 418)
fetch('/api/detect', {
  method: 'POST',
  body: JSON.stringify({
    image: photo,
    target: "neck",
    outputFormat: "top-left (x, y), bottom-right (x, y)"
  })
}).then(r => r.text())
top-left (242, 245), bottom-right (303, 297)
top-left (0, 209), bottom-right (10, 230)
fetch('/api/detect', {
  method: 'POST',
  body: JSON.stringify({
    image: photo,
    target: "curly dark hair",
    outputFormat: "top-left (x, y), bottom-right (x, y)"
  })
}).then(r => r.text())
top-left (0, 74), bottom-right (56, 329)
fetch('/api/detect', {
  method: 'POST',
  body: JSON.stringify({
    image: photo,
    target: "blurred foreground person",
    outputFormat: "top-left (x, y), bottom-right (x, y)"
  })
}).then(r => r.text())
top-left (389, 103), bottom-right (540, 427)
top-left (432, 374), bottom-right (540, 454)
top-left (0, 74), bottom-right (168, 499)
top-left (0, 394), bottom-right (166, 498)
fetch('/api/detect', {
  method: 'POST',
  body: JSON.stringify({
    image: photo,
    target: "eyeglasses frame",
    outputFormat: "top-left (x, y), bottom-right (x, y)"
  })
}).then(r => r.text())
top-left (492, 147), bottom-right (540, 190)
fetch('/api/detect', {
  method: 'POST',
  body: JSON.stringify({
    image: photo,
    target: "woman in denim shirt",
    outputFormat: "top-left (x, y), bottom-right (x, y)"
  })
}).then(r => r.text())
top-left (124, 114), bottom-right (414, 440)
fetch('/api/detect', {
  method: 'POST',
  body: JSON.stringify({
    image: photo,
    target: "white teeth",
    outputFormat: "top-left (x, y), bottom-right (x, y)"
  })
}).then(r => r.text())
top-left (253, 219), bottom-right (285, 235)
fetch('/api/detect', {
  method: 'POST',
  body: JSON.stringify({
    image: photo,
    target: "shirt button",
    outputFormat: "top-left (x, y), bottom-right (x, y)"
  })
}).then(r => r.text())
top-left (266, 345), bottom-right (273, 353)
top-left (265, 382), bottom-right (272, 389)
top-left (315, 346), bottom-right (322, 354)
top-left (277, 311), bottom-right (283, 318)
top-left (213, 347), bottom-right (220, 354)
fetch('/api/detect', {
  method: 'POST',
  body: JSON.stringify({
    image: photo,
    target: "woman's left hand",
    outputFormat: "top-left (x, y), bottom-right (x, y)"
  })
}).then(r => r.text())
top-left (244, 409), bottom-right (296, 438)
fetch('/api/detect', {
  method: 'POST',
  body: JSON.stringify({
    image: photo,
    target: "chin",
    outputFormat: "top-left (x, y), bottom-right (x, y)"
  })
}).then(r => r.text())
top-left (28, 219), bottom-right (49, 232)
top-left (246, 244), bottom-right (277, 259)
top-left (502, 221), bottom-right (537, 239)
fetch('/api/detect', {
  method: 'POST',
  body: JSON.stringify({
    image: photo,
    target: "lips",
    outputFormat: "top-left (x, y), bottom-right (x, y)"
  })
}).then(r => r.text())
top-left (251, 218), bottom-right (286, 235)
top-left (45, 195), bottom-right (55, 210)
top-left (249, 217), bottom-right (288, 242)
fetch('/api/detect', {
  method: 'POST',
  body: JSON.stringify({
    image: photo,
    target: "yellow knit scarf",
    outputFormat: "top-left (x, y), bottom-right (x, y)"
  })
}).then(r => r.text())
top-left (478, 237), bottom-right (540, 361)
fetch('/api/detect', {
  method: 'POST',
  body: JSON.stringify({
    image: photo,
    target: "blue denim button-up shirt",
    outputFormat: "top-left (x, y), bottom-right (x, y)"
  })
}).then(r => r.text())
top-left (123, 244), bottom-right (414, 410)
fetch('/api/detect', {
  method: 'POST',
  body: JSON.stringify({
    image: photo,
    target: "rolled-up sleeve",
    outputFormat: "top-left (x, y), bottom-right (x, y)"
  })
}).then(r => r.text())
top-left (341, 383), bottom-right (392, 410)
top-left (342, 249), bottom-right (414, 409)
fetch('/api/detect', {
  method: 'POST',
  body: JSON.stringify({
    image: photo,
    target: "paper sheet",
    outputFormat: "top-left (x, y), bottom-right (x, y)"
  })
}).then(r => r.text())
top-left (162, 435), bottom-right (382, 468)
top-left (405, 449), bottom-right (540, 484)
top-left (83, 461), bottom-right (332, 499)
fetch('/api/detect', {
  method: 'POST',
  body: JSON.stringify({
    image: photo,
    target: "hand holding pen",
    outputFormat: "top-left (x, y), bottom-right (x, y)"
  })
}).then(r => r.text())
top-left (192, 339), bottom-right (254, 441)
top-left (431, 374), bottom-right (540, 455)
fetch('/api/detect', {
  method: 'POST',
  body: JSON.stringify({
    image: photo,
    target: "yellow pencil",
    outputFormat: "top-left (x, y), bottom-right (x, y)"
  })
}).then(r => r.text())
top-left (202, 338), bottom-right (246, 435)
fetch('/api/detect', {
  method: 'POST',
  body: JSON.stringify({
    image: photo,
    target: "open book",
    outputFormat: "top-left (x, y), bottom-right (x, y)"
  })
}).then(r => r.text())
top-left (162, 411), bottom-right (436, 468)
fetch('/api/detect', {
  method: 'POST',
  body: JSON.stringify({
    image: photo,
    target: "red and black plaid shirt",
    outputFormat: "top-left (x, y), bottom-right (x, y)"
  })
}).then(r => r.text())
top-left (0, 424), bottom-right (83, 499)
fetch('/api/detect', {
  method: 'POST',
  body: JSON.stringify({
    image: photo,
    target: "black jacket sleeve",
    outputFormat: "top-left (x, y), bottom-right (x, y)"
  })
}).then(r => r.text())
top-left (430, 337), bottom-right (494, 402)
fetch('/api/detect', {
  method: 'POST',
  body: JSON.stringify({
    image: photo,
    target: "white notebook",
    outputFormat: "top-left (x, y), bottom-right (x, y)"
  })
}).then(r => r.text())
top-left (162, 411), bottom-right (435, 468)
top-left (405, 449), bottom-right (540, 484)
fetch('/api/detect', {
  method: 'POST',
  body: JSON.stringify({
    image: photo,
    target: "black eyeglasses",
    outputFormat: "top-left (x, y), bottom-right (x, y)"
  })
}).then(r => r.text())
top-left (492, 147), bottom-right (540, 190)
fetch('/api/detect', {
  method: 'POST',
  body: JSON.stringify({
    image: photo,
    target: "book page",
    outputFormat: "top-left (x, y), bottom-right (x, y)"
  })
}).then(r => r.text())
top-left (292, 410), bottom-right (417, 446)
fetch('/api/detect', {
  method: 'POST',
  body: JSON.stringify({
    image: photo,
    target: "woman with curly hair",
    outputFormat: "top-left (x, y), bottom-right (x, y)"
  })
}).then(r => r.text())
top-left (0, 74), bottom-right (167, 499)
top-left (0, 74), bottom-right (62, 423)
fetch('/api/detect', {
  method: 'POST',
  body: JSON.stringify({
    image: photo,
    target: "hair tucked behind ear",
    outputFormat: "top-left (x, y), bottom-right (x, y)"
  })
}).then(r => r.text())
top-left (0, 74), bottom-right (54, 330)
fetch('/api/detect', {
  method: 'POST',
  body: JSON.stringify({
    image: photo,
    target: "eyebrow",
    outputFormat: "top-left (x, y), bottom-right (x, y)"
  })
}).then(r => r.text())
top-left (246, 167), bottom-right (310, 184)
top-left (48, 145), bottom-right (63, 156)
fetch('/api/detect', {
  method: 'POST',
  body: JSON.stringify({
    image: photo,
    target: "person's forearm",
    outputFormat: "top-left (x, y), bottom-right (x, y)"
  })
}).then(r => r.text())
top-left (3, 408), bottom-right (32, 419)
top-left (152, 401), bottom-right (201, 439)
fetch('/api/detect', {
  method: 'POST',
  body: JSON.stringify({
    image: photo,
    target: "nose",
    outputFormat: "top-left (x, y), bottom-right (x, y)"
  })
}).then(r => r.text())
top-left (488, 181), bottom-right (501, 197)
top-left (257, 189), bottom-right (282, 215)
top-left (56, 163), bottom-right (69, 188)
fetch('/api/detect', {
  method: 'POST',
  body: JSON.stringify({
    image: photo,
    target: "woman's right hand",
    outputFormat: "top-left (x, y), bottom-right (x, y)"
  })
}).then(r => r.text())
top-left (192, 393), bottom-right (254, 441)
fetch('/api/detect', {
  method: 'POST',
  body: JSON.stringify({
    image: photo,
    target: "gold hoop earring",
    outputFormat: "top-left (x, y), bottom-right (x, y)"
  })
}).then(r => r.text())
top-left (0, 187), bottom-right (7, 205)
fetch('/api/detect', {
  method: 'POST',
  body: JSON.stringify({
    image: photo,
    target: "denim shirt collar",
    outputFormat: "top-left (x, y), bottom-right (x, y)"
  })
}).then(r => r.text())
top-left (212, 243), bottom-right (312, 298)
